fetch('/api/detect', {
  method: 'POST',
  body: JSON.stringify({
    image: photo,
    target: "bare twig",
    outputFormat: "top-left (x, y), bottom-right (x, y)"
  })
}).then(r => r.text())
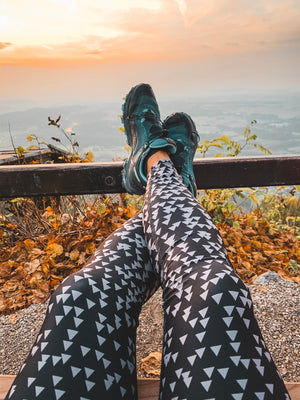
top-left (8, 122), bottom-right (21, 165)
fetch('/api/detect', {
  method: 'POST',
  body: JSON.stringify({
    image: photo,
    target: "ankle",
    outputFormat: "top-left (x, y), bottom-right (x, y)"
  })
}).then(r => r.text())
top-left (147, 151), bottom-right (171, 173)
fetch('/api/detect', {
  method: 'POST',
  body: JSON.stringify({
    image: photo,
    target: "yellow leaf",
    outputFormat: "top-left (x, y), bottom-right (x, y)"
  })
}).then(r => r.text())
top-left (210, 143), bottom-right (223, 149)
top-left (70, 249), bottom-right (80, 261)
top-left (47, 243), bottom-right (64, 258)
top-left (41, 262), bottom-right (50, 276)
top-left (84, 151), bottom-right (94, 162)
top-left (250, 194), bottom-right (258, 204)
top-left (233, 221), bottom-right (240, 229)
top-left (16, 146), bottom-right (24, 157)
top-left (11, 197), bottom-right (25, 203)
top-left (97, 203), bottom-right (107, 215)
top-left (219, 135), bottom-right (231, 144)
top-left (25, 145), bottom-right (39, 151)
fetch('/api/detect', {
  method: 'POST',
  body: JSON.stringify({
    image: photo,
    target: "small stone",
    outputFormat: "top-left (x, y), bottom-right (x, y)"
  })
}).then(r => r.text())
top-left (253, 271), bottom-right (282, 285)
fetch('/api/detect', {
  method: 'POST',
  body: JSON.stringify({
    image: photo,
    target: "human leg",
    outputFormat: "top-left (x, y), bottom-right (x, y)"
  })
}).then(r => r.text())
top-left (142, 158), bottom-right (290, 400)
top-left (122, 81), bottom-right (289, 399)
top-left (118, 81), bottom-right (290, 399)
top-left (6, 213), bottom-right (158, 400)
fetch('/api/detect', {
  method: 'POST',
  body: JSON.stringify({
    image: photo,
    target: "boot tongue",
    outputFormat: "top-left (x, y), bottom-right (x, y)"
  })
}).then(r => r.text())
top-left (149, 138), bottom-right (177, 154)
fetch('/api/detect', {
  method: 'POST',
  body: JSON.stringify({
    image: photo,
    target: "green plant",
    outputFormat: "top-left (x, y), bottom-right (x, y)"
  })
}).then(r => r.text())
top-left (48, 116), bottom-right (94, 162)
top-left (196, 121), bottom-right (271, 223)
top-left (8, 123), bottom-right (48, 163)
top-left (197, 120), bottom-right (271, 158)
top-left (259, 186), bottom-right (300, 235)
top-left (122, 194), bottom-right (144, 210)
top-left (284, 259), bottom-right (300, 276)
top-left (8, 116), bottom-right (94, 164)
top-left (24, 134), bottom-right (49, 162)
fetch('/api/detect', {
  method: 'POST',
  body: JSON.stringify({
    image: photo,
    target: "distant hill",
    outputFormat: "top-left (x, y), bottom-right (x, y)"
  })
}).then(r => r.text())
top-left (1, 93), bottom-right (299, 161)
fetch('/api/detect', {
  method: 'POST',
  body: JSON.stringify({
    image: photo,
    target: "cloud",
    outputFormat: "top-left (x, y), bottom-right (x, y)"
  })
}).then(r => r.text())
top-left (1, 0), bottom-right (300, 66)
top-left (0, 42), bottom-right (12, 50)
top-left (85, 49), bottom-right (103, 56)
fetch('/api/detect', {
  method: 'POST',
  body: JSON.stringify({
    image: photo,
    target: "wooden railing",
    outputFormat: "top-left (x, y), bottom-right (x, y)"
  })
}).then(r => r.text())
top-left (1, 375), bottom-right (300, 400)
top-left (1, 155), bottom-right (300, 400)
top-left (0, 155), bottom-right (299, 198)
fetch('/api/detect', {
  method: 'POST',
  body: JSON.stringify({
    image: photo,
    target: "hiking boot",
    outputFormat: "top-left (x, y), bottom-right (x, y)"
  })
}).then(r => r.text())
top-left (122, 83), bottom-right (177, 194)
top-left (163, 112), bottom-right (200, 196)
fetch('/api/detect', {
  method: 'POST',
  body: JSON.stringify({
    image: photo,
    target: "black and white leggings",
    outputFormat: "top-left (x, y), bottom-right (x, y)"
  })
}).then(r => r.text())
top-left (6, 160), bottom-right (290, 400)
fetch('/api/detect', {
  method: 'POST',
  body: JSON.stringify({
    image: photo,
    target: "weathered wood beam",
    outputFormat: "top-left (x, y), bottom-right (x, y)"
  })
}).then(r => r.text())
top-left (1, 376), bottom-right (299, 400)
top-left (0, 162), bottom-right (123, 198)
top-left (193, 155), bottom-right (300, 189)
top-left (0, 155), bottom-right (299, 198)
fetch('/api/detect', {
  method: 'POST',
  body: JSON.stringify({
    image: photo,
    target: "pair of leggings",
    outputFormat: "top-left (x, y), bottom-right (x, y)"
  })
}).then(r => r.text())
top-left (6, 160), bottom-right (290, 400)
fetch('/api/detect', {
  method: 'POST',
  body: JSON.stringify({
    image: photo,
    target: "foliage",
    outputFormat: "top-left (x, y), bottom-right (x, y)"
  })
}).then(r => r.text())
top-left (47, 115), bottom-right (94, 163)
top-left (197, 120), bottom-right (271, 158)
top-left (0, 194), bottom-right (139, 315)
top-left (10, 115), bottom-right (94, 164)
top-left (196, 120), bottom-right (271, 224)
top-left (259, 186), bottom-right (300, 235)
top-left (14, 134), bottom-right (49, 163)
top-left (196, 120), bottom-right (299, 284)
top-left (198, 187), bottom-right (261, 224)
top-left (218, 210), bottom-right (300, 283)
top-left (1, 193), bottom-right (299, 316)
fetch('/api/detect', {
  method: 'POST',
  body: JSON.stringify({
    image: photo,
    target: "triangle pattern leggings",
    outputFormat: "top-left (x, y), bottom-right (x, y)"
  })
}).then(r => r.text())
top-left (6, 160), bottom-right (290, 400)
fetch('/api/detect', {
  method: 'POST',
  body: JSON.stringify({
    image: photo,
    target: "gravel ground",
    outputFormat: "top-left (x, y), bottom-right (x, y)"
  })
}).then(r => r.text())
top-left (0, 273), bottom-right (299, 382)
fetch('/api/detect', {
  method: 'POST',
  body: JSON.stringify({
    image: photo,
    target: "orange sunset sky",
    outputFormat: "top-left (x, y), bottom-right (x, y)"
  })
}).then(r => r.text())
top-left (0, 0), bottom-right (300, 103)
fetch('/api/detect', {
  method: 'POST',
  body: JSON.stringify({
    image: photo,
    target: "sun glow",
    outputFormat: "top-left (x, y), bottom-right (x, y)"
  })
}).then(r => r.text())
top-left (0, 0), bottom-right (299, 73)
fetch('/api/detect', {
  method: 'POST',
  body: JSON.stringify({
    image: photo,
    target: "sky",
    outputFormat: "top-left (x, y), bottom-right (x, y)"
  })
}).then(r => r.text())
top-left (0, 0), bottom-right (300, 105)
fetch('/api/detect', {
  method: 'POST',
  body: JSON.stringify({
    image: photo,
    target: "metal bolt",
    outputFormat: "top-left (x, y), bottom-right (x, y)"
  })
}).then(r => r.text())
top-left (105, 176), bottom-right (114, 186)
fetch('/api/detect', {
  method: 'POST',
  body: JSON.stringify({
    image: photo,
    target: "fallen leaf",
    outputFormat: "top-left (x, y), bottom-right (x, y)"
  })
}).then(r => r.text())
top-left (139, 351), bottom-right (162, 376)
top-left (47, 243), bottom-right (64, 258)
top-left (23, 239), bottom-right (35, 251)
top-left (70, 249), bottom-right (80, 261)
top-left (24, 259), bottom-right (40, 274)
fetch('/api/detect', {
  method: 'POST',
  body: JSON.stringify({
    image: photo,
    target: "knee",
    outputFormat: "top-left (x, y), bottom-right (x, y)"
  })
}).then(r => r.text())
top-left (210, 268), bottom-right (245, 293)
top-left (202, 266), bottom-right (253, 314)
top-left (50, 270), bottom-right (99, 307)
top-left (180, 259), bottom-right (250, 305)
